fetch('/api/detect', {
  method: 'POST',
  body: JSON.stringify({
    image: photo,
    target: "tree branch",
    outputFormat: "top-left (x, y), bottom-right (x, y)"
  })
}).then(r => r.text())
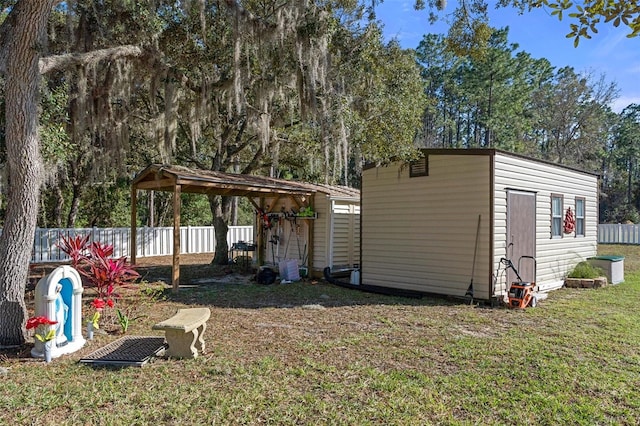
top-left (39, 45), bottom-right (143, 74)
top-left (222, 0), bottom-right (278, 33)
top-left (241, 139), bottom-right (263, 174)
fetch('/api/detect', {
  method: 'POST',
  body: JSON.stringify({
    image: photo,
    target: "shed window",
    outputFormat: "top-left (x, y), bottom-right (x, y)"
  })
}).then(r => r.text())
top-left (551, 194), bottom-right (563, 238)
top-left (575, 198), bottom-right (585, 237)
top-left (409, 156), bottom-right (428, 177)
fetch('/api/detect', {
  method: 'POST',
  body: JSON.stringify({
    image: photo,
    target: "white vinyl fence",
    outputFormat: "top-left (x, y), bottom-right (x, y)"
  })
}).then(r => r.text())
top-left (29, 226), bottom-right (254, 263)
top-left (20, 223), bottom-right (640, 262)
top-left (598, 224), bottom-right (640, 245)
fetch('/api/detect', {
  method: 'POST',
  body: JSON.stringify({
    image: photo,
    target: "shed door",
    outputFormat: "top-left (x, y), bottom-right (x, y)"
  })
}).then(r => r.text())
top-left (506, 190), bottom-right (536, 284)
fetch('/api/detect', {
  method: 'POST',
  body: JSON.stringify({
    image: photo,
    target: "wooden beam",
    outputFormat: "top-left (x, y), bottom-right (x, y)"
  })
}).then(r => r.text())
top-left (288, 195), bottom-right (309, 209)
top-left (135, 178), bottom-right (175, 190)
top-left (266, 195), bottom-right (281, 213)
top-left (247, 194), bottom-right (282, 214)
top-left (291, 196), bottom-right (302, 209)
top-left (247, 197), bottom-right (261, 211)
top-left (130, 185), bottom-right (138, 265)
top-left (175, 177), bottom-right (312, 196)
top-left (172, 185), bottom-right (181, 292)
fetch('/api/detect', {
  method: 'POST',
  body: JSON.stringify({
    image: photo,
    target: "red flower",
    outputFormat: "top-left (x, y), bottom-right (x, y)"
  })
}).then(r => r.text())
top-left (92, 298), bottom-right (106, 310)
top-left (26, 316), bottom-right (58, 330)
top-left (106, 299), bottom-right (115, 308)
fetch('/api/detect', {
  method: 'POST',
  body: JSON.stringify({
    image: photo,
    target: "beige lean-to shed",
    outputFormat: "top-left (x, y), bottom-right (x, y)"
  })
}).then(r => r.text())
top-left (252, 183), bottom-right (360, 277)
top-left (360, 149), bottom-right (598, 302)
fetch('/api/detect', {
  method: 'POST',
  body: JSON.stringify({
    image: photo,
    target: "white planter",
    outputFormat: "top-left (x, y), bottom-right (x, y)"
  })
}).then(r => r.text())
top-left (43, 341), bottom-right (53, 363)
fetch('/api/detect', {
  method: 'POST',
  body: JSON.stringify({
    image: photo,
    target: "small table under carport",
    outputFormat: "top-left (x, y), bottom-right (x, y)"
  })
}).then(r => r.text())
top-left (229, 241), bottom-right (256, 268)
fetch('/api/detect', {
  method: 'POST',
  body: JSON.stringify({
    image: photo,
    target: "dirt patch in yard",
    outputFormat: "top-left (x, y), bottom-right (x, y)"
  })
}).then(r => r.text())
top-left (134, 252), bottom-right (218, 266)
top-left (133, 252), bottom-right (259, 286)
top-left (28, 252), bottom-right (246, 289)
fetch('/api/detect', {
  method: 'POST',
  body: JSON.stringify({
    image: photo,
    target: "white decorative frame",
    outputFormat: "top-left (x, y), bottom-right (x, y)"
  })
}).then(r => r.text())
top-left (31, 266), bottom-right (86, 359)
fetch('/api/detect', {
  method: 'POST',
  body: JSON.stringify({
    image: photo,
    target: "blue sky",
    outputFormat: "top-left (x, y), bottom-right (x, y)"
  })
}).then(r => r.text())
top-left (375, 0), bottom-right (640, 112)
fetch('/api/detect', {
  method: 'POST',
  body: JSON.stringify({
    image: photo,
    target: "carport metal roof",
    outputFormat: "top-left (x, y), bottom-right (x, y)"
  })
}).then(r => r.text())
top-left (132, 164), bottom-right (319, 198)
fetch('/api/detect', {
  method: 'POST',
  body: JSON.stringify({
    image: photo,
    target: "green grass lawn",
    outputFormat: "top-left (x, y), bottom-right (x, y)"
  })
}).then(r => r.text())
top-left (2, 245), bottom-right (640, 425)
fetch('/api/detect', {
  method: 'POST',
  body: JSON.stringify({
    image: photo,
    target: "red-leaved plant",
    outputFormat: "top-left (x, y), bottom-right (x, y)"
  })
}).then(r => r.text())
top-left (88, 241), bottom-right (114, 259)
top-left (82, 242), bottom-right (140, 299)
top-left (57, 236), bottom-right (140, 299)
top-left (55, 234), bottom-right (91, 269)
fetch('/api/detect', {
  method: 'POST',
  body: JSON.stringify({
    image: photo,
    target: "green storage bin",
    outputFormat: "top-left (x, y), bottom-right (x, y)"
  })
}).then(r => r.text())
top-left (588, 255), bottom-right (624, 284)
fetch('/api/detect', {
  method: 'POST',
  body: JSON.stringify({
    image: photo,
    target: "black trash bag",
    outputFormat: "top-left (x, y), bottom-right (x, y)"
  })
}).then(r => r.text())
top-left (256, 267), bottom-right (276, 285)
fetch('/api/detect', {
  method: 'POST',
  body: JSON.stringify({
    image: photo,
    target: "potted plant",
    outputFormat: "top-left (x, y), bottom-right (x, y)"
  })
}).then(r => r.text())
top-left (26, 316), bottom-right (58, 362)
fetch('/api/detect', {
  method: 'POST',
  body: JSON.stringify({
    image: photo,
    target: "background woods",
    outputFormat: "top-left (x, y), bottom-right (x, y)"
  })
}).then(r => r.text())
top-left (28, 1), bottom-right (426, 227)
top-left (3, 2), bottom-right (639, 232)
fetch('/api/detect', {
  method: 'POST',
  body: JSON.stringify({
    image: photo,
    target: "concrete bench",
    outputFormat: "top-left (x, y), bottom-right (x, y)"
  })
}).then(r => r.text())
top-left (153, 308), bottom-right (211, 358)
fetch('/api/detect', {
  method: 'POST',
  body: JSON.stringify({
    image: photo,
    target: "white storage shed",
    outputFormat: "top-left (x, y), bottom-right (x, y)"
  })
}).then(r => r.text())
top-left (360, 149), bottom-right (599, 302)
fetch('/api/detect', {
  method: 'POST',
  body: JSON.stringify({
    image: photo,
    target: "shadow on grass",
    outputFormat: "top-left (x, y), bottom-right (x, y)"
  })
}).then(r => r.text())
top-left (134, 261), bottom-right (482, 309)
top-left (155, 277), bottom-right (463, 310)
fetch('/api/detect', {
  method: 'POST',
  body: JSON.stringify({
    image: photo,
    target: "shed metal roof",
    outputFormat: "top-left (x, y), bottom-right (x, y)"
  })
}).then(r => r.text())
top-left (362, 148), bottom-right (598, 177)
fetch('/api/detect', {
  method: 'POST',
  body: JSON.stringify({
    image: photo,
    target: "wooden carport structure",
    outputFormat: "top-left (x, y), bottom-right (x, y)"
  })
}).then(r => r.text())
top-left (130, 164), bottom-right (316, 292)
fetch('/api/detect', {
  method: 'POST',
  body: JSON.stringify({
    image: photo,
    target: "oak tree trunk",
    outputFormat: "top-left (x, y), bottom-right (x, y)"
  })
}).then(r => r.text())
top-left (0, 0), bottom-right (52, 347)
top-left (53, 185), bottom-right (65, 228)
top-left (209, 195), bottom-right (232, 265)
top-left (67, 181), bottom-right (84, 227)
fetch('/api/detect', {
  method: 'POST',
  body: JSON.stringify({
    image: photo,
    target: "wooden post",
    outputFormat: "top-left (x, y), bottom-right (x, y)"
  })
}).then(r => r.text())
top-left (257, 197), bottom-right (265, 265)
top-left (307, 198), bottom-right (315, 275)
top-left (130, 185), bottom-right (138, 265)
top-left (172, 185), bottom-right (181, 292)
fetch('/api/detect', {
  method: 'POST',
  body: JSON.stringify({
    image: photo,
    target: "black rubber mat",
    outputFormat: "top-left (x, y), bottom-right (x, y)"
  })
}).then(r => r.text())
top-left (79, 336), bottom-right (166, 367)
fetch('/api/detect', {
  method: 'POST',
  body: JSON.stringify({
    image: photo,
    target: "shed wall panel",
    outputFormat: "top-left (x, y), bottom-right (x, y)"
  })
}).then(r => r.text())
top-left (310, 196), bottom-right (361, 273)
top-left (330, 202), bottom-right (361, 268)
top-left (362, 155), bottom-right (492, 299)
top-left (493, 153), bottom-right (598, 295)
top-left (312, 195), bottom-right (329, 271)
